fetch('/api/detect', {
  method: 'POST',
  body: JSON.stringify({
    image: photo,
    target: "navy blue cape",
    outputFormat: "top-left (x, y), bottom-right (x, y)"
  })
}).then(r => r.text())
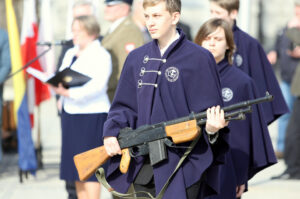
top-left (206, 59), bottom-right (277, 199)
top-left (233, 23), bottom-right (289, 124)
top-left (103, 30), bottom-right (229, 198)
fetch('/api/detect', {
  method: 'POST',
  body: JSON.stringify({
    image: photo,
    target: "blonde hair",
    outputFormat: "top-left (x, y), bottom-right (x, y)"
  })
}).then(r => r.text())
top-left (143, 0), bottom-right (181, 13)
top-left (194, 18), bottom-right (235, 65)
top-left (72, 15), bottom-right (100, 37)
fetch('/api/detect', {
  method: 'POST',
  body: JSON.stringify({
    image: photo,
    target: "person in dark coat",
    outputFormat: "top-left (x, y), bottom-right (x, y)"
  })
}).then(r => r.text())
top-left (102, 0), bottom-right (229, 199)
top-left (0, 29), bottom-right (11, 162)
top-left (195, 18), bottom-right (277, 199)
top-left (209, 0), bottom-right (289, 125)
top-left (271, 0), bottom-right (300, 180)
top-left (267, 1), bottom-right (300, 158)
top-left (178, 21), bottom-right (193, 41)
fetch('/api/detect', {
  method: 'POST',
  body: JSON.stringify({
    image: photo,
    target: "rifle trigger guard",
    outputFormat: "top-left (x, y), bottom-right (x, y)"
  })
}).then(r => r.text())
top-left (163, 138), bottom-right (174, 147)
top-left (128, 144), bottom-right (149, 157)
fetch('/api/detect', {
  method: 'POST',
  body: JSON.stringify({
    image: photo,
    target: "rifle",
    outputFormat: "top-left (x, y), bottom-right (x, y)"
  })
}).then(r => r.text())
top-left (74, 92), bottom-right (273, 181)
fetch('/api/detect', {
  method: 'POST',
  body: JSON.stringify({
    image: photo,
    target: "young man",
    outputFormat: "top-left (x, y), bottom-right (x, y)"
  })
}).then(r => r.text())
top-left (209, 0), bottom-right (289, 125)
top-left (102, 0), bottom-right (229, 198)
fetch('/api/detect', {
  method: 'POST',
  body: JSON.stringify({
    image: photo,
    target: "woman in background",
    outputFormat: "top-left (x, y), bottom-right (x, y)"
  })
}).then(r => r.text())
top-left (194, 18), bottom-right (277, 199)
top-left (52, 15), bottom-right (112, 199)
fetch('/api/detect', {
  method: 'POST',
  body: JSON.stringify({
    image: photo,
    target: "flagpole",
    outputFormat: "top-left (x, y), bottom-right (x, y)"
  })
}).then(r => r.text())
top-left (36, 105), bottom-right (43, 169)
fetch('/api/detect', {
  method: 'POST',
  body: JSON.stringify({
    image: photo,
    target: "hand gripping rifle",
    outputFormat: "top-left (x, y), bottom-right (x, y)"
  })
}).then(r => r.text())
top-left (74, 92), bottom-right (273, 181)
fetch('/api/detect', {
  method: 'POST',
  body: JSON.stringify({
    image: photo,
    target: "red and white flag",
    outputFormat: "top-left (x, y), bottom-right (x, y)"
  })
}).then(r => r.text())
top-left (37, 0), bottom-right (55, 75)
top-left (21, 0), bottom-right (51, 127)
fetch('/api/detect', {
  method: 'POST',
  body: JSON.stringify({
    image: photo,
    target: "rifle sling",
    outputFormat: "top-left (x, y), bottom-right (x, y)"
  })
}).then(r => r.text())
top-left (96, 134), bottom-right (201, 199)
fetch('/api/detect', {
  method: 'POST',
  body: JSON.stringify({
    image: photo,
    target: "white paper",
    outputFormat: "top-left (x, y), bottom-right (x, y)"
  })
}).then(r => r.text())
top-left (26, 67), bottom-right (54, 82)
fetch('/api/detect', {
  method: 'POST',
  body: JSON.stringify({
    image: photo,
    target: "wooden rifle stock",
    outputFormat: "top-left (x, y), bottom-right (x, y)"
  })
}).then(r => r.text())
top-left (73, 145), bottom-right (110, 181)
top-left (165, 120), bottom-right (200, 144)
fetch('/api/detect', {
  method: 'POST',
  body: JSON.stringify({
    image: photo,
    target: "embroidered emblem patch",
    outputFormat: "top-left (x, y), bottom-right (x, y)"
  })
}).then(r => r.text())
top-left (125, 43), bottom-right (135, 53)
top-left (165, 67), bottom-right (179, 82)
top-left (222, 88), bottom-right (233, 102)
top-left (235, 54), bottom-right (243, 67)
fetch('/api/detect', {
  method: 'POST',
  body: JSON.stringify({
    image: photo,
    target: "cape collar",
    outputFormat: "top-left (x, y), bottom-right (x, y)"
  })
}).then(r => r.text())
top-left (150, 27), bottom-right (186, 59)
top-left (218, 58), bottom-right (231, 74)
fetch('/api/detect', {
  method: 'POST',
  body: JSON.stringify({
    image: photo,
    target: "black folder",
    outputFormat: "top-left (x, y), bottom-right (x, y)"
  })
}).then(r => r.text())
top-left (47, 68), bottom-right (91, 88)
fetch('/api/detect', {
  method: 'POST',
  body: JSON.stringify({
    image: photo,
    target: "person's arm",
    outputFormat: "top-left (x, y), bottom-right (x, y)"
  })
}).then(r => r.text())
top-left (287, 46), bottom-right (300, 58)
top-left (0, 31), bottom-right (11, 84)
top-left (205, 105), bottom-right (228, 133)
top-left (236, 184), bottom-right (246, 198)
top-left (267, 29), bottom-right (283, 65)
top-left (103, 53), bottom-right (138, 157)
top-left (267, 50), bottom-right (277, 65)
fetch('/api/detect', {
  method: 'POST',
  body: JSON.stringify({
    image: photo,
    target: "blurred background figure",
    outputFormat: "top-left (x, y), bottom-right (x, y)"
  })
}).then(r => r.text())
top-left (177, 21), bottom-right (192, 41)
top-left (208, 0), bottom-right (288, 127)
top-left (271, 0), bottom-right (300, 180)
top-left (267, 0), bottom-right (300, 160)
top-left (55, 1), bottom-right (101, 199)
top-left (102, 0), bottom-right (144, 102)
top-left (0, 28), bottom-right (11, 162)
top-left (57, 0), bottom-right (100, 71)
top-left (132, 0), bottom-right (152, 43)
top-left (52, 16), bottom-right (112, 199)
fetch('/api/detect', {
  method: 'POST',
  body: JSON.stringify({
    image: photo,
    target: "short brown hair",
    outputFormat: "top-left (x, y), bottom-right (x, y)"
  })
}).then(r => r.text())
top-left (194, 18), bottom-right (235, 65)
top-left (143, 0), bottom-right (181, 13)
top-left (209, 0), bottom-right (239, 12)
top-left (73, 15), bottom-right (100, 37)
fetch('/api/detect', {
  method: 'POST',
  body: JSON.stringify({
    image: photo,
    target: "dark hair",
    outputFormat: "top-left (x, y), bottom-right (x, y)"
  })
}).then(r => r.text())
top-left (143, 0), bottom-right (181, 13)
top-left (72, 15), bottom-right (100, 37)
top-left (209, 0), bottom-right (239, 12)
top-left (194, 18), bottom-right (235, 65)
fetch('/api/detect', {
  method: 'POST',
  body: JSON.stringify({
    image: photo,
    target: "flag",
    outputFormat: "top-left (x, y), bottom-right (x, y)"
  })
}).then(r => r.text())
top-left (5, 0), bottom-right (37, 173)
top-left (37, 0), bottom-right (55, 75)
top-left (21, 0), bottom-right (51, 127)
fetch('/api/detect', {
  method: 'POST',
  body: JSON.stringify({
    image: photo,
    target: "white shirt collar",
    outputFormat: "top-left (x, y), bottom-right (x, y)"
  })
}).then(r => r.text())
top-left (108, 17), bottom-right (126, 34)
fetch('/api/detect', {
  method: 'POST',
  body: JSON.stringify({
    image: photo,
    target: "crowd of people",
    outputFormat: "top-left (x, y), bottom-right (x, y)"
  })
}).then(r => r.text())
top-left (1, 0), bottom-right (300, 199)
